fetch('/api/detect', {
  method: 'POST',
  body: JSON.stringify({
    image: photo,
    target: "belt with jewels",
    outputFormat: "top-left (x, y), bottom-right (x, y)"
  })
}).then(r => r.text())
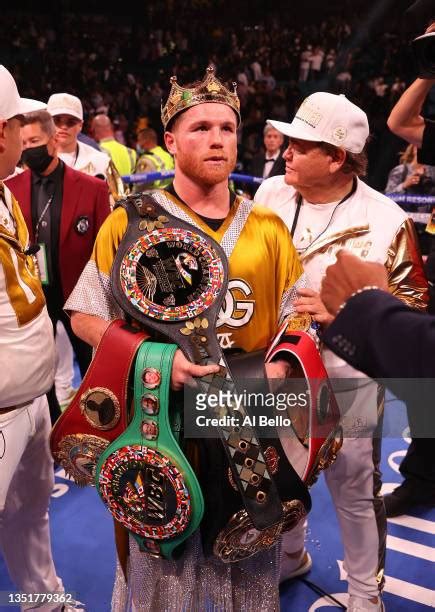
top-left (110, 191), bottom-right (313, 561)
top-left (96, 341), bottom-right (204, 560)
top-left (50, 320), bottom-right (149, 485)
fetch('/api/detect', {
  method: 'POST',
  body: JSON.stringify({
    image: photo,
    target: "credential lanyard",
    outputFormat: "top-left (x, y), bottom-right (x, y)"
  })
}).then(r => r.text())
top-left (290, 177), bottom-right (358, 243)
top-left (34, 194), bottom-right (54, 243)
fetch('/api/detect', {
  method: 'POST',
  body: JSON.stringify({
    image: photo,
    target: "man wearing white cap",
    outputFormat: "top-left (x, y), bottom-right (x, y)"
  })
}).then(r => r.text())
top-left (0, 66), bottom-right (70, 610)
top-left (47, 93), bottom-right (110, 179)
top-left (255, 92), bottom-right (427, 611)
top-left (46, 93), bottom-right (123, 409)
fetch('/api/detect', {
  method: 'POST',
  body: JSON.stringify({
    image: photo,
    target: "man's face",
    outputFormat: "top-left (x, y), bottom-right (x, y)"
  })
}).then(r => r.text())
top-left (0, 118), bottom-right (23, 179)
top-left (164, 103), bottom-right (237, 187)
top-left (283, 138), bottom-right (334, 189)
top-left (264, 128), bottom-right (284, 156)
top-left (52, 114), bottom-right (82, 149)
top-left (21, 121), bottom-right (56, 155)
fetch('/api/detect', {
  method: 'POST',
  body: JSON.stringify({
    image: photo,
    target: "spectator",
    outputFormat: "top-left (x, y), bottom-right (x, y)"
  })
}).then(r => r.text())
top-left (47, 93), bottom-right (110, 179)
top-left (6, 110), bottom-right (111, 420)
top-left (385, 143), bottom-right (435, 194)
top-left (250, 123), bottom-right (285, 180)
top-left (133, 127), bottom-right (174, 190)
top-left (0, 64), bottom-right (68, 612)
top-left (91, 114), bottom-right (137, 176)
top-left (299, 45), bottom-right (312, 82)
top-left (309, 45), bottom-right (325, 79)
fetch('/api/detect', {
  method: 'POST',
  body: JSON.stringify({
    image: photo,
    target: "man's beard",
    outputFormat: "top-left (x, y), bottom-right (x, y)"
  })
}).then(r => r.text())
top-left (177, 151), bottom-right (236, 186)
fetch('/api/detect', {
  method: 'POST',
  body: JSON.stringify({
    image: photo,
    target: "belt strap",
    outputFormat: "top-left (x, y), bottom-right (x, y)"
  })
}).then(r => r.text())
top-left (0, 401), bottom-right (30, 414)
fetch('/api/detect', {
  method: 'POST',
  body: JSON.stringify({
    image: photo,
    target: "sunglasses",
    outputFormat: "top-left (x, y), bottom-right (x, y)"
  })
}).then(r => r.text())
top-left (53, 116), bottom-right (81, 128)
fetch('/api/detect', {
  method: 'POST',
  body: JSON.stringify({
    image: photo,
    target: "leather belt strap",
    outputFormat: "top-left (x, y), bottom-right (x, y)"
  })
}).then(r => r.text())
top-left (0, 401), bottom-right (30, 414)
top-left (50, 320), bottom-right (149, 486)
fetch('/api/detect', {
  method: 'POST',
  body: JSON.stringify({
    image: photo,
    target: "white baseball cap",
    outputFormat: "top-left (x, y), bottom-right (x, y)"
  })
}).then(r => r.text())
top-left (0, 65), bottom-right (46, 120)
top-left (47, 93), bottom-right (83, 120)
top-left (268, 92), bottom-right (369, 154)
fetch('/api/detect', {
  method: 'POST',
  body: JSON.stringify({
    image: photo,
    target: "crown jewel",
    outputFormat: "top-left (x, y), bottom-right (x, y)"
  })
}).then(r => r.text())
top-left (161, 66), bottom-right (241, 129)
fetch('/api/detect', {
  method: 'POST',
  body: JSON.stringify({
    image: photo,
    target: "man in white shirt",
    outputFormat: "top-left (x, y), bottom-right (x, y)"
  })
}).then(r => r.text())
top-left (0, 65), bottom-right (68, 611)
top-left (255, 92), bottom-right (427, 612)
top-left (250, 124), bottom-right (285, 193)
top-left (47, 93), bottom-right (110, 179)
top-left (46, 93), bottom-right (115, 408)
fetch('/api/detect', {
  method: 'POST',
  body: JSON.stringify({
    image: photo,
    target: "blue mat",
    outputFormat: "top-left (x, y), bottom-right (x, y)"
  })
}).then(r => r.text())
top-left (1, 401), bottom-right (434, 611)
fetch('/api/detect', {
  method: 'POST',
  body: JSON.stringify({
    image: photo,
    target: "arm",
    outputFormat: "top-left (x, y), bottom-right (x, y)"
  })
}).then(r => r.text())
top-left (387, 78), bottom-right (435, 146)
top-left (71, 311), bottom-right (110, 348)
top-left (322, 289), bottom-right (435, 380)
top-left (71, 310), bottom-right (219, 388)
top-left (385, 218), bottom-right (428, 311)
top-left (320, 250), bottom-right (433, 388)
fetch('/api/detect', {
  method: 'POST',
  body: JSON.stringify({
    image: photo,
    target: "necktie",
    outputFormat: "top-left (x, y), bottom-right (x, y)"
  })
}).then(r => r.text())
top-left (35, 176), bottom-right (52, 243)
top-left (263, 158), bottom-right (276, 178)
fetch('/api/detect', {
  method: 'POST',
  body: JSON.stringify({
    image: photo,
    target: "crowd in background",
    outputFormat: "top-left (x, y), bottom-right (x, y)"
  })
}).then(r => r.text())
top-left (3, 0), bottom-right (435, 191)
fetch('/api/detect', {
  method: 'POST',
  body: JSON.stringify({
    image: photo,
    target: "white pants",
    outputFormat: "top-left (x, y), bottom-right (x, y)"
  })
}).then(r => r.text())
top-left (283, 379), bottom-right (386, 600)
top-left (54, 321), bottom-right (75, 405)
top-left (0, 396), bottom-right (64, 611)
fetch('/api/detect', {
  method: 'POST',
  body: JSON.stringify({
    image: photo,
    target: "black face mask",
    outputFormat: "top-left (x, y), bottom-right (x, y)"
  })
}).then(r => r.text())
top-left (21, 144), bottom-right (54, 174)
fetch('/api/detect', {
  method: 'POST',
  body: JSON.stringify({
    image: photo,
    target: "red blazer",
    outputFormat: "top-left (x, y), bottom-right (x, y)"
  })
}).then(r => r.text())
top-left (6, 163), bottom-right (111, 301)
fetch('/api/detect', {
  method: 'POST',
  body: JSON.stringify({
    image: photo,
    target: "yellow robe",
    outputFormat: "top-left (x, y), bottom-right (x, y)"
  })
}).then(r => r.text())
top-left (66, 191), bottom-right (303, 353)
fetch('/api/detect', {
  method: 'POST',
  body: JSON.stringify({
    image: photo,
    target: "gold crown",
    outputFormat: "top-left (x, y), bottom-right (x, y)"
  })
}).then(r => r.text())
top-left (161, 66), bottom-right (241, 129)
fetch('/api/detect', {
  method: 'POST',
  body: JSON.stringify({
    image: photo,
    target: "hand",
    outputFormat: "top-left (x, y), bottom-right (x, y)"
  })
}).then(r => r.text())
top-left (294, 287), bottom-right (333, 325)
top-left (265, 358), bottom-right (293, 379)
top-left (320, 250), bottom-right (388, 317)
top-left (171, 349), bottom-right (220, 391)
top-left (402, 172), bottom-right (422, 189)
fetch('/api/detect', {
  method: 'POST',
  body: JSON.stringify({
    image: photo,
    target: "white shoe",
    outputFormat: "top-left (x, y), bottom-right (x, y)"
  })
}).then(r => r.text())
top-left (279, 549), bottom-right (312, 583)
top-left (348, 595), bottom-right (385, 611)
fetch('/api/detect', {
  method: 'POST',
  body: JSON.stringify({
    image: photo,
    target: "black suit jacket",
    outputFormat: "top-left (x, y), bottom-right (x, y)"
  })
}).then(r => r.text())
top-left (323, 288), bottom-right (435, 435)
top-left (323, 289), bottom-right (434, 379)
top-left (250, 150), bottom-right (286, 180)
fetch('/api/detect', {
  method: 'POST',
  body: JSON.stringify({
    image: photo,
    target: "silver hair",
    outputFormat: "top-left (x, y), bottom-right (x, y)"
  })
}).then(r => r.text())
top-left (21, 110), bottom-right (56, 138)
top-left (263, 124), bottom-right (284, 137)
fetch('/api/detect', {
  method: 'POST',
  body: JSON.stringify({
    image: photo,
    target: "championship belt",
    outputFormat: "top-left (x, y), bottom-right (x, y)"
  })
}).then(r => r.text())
top-left (265, 324), bottom-right (343, 489)
top-left (50, 320), bottom-right (149, 485)
top-left (95, 341), bottom-right (204, 560)
top-left (110, 191), bottom-right (333, 562)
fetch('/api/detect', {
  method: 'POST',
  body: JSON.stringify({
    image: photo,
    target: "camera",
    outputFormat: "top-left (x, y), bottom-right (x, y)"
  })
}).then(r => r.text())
top-left (412, 32), bottom-right (435, 78)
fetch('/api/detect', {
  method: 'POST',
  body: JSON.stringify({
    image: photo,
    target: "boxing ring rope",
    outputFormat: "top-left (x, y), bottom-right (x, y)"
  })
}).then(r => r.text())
top-left (122, 170), bottom-right (264, 186)
top-left (121, 172), bottom-right (435, 221)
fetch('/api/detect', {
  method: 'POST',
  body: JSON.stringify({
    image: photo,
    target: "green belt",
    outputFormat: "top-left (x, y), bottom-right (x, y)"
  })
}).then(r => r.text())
top-left (96, 341), bottom-right (204, 559)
